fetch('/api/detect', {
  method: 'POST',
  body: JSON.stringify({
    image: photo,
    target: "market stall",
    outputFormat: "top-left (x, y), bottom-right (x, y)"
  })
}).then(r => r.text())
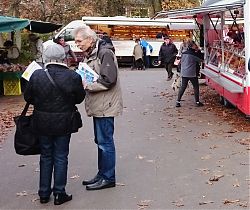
top-left (153, 0), bottom-right (250, 117)
top-left (0, 16), bottom-right (30, 95)
top-left (0, 16), bottom-right (62, 95)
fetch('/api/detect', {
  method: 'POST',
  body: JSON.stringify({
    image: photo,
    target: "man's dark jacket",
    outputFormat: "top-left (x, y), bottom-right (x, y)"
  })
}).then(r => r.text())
top-left (24, 63), bottom-right (85, 135)
top-left (158, 42), bottom-right (178, 64)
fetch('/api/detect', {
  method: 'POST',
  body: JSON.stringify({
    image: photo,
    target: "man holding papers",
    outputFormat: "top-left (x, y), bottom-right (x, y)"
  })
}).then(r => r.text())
top-left (74, 25), bottom-right (123, 191)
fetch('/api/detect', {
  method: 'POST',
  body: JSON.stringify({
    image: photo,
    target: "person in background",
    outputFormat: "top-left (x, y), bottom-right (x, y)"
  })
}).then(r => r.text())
top-left (175, 40), bottom-right (204, 108)
top-left (74, 25), bottom-right (123, 191)
top-left (56, 36), bottom-right (78, 65)
top-left (133, 39), bottom-right (144, 70)
top-left (24, 43), bottom-right (86, 205)
top-left (3, 40), bottom-right (20, 60)
top-left (178, 39), bottom-right (189, 56)
top-left (28, 33), bottom-right (44, 66)
top-left (156, 29), bottom-right (167, 39)
top-left (102, 32), bottom-right (113, 46)
top-left (140, 38), bottom-right (153, 69)
top-left (158, 36), bottom-right (178, 80)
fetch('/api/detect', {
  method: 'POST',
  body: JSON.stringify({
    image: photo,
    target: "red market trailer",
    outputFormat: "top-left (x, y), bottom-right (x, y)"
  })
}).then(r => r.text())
top-left (154, 0), bottom-right (250, 117)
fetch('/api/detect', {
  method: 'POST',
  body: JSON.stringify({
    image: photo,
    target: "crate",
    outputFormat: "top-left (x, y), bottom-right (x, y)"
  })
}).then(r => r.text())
top-left (3, 79), bottom-right (22, 96)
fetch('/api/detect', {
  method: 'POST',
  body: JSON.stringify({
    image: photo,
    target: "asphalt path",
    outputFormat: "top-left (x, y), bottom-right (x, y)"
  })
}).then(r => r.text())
top-left (0, 68), bottom-right (249, 209)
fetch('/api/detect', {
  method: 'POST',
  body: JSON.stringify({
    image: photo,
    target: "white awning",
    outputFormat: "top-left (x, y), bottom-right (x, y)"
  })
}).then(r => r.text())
top-left (83, 19), bottom-right (197, 30)
top-left (153, 0), bottom-right (244, 19)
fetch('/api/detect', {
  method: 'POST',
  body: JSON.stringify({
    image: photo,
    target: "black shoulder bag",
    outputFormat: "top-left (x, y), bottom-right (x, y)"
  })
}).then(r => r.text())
top-left (14, 103), bottom-right (40, 155)
top-left (44, 69), bottom-right (82, 133)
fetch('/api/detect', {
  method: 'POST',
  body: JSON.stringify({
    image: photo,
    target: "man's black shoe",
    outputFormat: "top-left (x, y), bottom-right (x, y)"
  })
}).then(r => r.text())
top-left (82, 174), bottom-right (101, 185)
top-left (40, 197), bottom-right (50, 204)
top-left (86, 178), bottom-right (115, 191)
top-left (54, 193), bottom-right (72, 205)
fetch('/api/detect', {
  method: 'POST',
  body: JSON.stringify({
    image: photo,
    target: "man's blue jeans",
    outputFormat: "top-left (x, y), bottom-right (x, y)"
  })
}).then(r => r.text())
top-left (38, 135), bottom-right (71, 198)
top-left (93, 117), bottom-right (116, 182)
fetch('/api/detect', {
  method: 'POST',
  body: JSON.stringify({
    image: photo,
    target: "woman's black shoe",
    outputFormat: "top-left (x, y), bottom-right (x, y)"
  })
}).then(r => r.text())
top-left (54, 193), bottom-right (72, 205)
top-left (40, 197), bottom-right (50, 204)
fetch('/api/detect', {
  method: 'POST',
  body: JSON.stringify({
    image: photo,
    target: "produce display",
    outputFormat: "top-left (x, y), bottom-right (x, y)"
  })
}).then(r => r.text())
top-left (0, 48), bottom-right (26, 73)
top-left (208, 40), bottom-right (246, 78)
top-left (0, 63), bottom-right (26, 72)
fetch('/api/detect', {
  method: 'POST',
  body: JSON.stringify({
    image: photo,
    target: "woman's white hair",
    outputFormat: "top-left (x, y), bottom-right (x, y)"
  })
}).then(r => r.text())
top-left (73, 25), bottom-right (98, 41)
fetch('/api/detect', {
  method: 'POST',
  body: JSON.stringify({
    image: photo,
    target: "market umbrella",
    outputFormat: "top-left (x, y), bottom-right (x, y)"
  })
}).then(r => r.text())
top-left (26, 21), bottom-right (62, 34)
top-left (0, 16), bottom-right (29, 32)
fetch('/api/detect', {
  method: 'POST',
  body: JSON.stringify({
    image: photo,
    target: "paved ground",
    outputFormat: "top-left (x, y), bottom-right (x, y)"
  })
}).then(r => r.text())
top-left (0, 68), bottom-right (249, 209)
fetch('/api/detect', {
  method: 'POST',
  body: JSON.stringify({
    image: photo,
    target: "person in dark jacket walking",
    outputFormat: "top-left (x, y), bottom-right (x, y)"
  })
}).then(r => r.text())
top-left (176, 41), bottom-right (204, 107)
top-left (24, 43), bottom-right (85, 205)
top-left (158, 36), bottom-right (178, 81)
top-left (74, 25), bottom-right (123, 191)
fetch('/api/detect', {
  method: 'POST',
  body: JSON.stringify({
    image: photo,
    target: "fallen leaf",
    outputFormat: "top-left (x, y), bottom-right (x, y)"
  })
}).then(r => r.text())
top-left (137, 200), bottom-right (152, 209)
top-left (70, 175), bottom-right (80, 179)
top-left (137, 155), bottom-right (145, 160)
top-left (18, 164), bottom-right (27, 167)
top-left (209, 174), bottom-right (224, 181)
top-left (116, 182), bottom-right (125, 186)
top-left (233, 179), bottom-right (240, 187)
top-left (201, 155), bottom-right (211, 160)
top-left (199, 201), bottom-right (214, 205)
top-left (238, 201), bottom-right (248, 207)
top-left (16, 191), bottom-right (28, 196)
top-left (172, 199), bottom-right (184, 207)
top-left (31, 198), bottom-right (39, 202)
top-left (223, 199), bottom-right (240, 204)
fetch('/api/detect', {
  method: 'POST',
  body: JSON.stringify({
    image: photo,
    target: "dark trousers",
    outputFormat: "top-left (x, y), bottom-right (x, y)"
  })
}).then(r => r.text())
top-left (93, 117), bottom-right (116, 182)
top-left (144, 55), bottom-right (150, 68)
top-left (177, 77), bottom-right (200, 102)
top-left (38, 135), bottom-right (71, 198)
top-left (165, 62), bottom-right (174, 77)
top-left (135, 58), bottom-right (144, 70)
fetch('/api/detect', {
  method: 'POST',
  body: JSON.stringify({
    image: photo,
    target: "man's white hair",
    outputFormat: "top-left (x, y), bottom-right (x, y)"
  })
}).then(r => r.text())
top-left (73, 25), bottom-right (98, 41)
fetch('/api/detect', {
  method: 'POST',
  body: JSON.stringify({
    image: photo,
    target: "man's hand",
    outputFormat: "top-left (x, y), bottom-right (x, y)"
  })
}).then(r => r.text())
top-left (82, 79), bottom-right (87, 89)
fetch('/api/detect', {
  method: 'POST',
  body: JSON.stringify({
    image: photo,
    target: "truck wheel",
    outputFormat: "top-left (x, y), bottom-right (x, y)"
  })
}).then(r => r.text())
top-left (151, 58), bottom-right (160, 67)
top-left (219, 96), bottom-right (224, 105)
top-left (223, 98), bottom-right (233, 108)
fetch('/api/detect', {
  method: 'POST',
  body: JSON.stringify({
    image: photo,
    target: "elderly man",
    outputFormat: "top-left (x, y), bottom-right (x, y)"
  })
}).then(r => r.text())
top-left (74, 26), bottom-right (123, 190)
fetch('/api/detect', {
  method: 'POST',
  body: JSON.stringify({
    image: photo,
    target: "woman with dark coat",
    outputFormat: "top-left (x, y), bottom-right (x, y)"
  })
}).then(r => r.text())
top-left (24, 43), bottom-right (85, 205)
top-left (176, 41), bottom-right (204, 107)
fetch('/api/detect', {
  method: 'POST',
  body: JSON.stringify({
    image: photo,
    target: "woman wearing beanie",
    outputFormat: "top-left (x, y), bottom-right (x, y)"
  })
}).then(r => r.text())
top-left (24, 43), bottom-right (86, 205)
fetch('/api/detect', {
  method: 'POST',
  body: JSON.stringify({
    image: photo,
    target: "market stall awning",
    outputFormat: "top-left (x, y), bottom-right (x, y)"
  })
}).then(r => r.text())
top-left (0, 16), bottom-right (29, 33)
top-left (153, 0), bottom-right (244, 19)
top-left (25, 20), bottom-right (62, 34)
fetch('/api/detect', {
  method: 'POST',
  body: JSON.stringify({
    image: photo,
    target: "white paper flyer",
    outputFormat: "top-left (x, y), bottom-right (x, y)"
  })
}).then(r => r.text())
top-left (22, 61), bottom-right (42, 81)
top-left (76, 62), bottom-right (99, 84)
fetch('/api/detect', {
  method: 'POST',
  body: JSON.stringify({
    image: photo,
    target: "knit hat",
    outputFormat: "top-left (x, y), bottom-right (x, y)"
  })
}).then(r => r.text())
top-left (43, 43), bottom-right (65, 63)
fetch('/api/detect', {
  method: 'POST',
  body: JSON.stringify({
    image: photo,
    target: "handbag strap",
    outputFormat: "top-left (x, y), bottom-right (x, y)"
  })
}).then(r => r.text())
top-left (21, 103), bottom-right (30, 116)
top-left (44, 69), bottom-right (69, 101)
